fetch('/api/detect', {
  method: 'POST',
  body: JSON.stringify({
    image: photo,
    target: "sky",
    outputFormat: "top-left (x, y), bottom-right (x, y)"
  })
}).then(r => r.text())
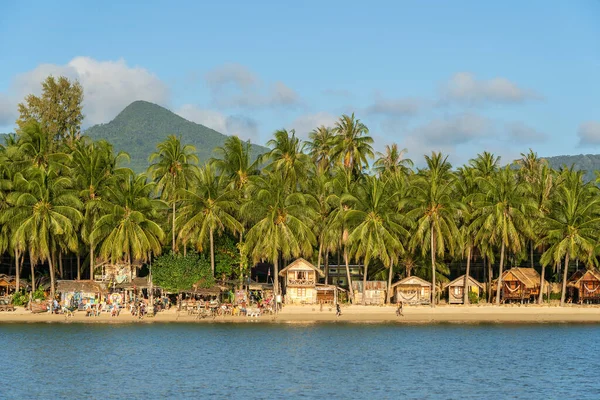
top-left (0, 0), bottom-right (599, 166)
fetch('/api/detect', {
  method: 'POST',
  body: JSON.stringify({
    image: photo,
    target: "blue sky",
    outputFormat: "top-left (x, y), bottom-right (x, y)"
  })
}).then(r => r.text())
top-left (1, 0), bottom-right (599, 165)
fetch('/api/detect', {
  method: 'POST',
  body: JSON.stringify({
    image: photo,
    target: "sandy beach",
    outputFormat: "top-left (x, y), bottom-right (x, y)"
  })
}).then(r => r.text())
top-left (2, 304), bottom-right (600, 324)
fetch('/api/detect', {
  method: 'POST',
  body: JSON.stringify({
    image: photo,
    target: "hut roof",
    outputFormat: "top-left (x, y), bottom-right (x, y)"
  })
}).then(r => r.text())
top-left (352, 280), bottom-right (387, 291)
top-left (568, 269), bottom-right (600, 287)
top-left (444, 275), bottom-right (484, 290)
top-left (501, 267), bottom-right (543, 288)
top-left (278, 258), bottom-right (325, 277)
top-left (56, 280), bottom-right (106, 293)
top-left (391, 276), bottom-right (431, 289)
top-left (114, 277), bottom-right (150, 289)
top-left (248, 283), bottom-right (273, 291)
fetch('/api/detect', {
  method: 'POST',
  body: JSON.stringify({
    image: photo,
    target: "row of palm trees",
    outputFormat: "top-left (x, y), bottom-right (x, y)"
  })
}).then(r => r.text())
top-left (2, 114), bottom-right (599, 307)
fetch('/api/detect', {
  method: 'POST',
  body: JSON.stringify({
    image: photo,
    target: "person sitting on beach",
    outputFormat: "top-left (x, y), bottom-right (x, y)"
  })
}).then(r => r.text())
top-left (111, 304), bottom-right (119, 317)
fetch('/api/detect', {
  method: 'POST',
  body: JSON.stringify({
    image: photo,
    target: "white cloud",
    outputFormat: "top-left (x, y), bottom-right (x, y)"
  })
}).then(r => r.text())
top-left (408, 113), bottom-right (491, 146)
top-left (287, 112), bottom-right (338, 139)
top-left (0, 94), bottom-right (15, 127)
top-left (204, 64), bottom-right (300, 109)
top-left (440, 72), bottom-right (540, 105)
top-left (176, 104), bottom-right (259, 142)
top-left (577, 121), bottom-right (600, 146)
top-left (2, 56), bottom-right (170, 127)
top-left (365, 94), bottom-right (421, 117)
top-left (506, 122), bottom-right (547, 144)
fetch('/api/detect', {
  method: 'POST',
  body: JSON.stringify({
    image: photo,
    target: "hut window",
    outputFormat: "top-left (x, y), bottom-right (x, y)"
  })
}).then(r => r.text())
top-left (298, 288), bottom-right (306, 297)
top-left (296, 271), bottom-right (308, 280)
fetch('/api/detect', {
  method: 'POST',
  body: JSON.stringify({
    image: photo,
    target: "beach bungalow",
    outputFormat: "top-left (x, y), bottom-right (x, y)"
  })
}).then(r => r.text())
top-left (352, 281), bottom-right (387, 305)
top-left (56, 280), bottom-right (107, 308)
top-left (568, 269), bottom-right (600, 304)
top-left (494, 267), bottom-right (547, 303)
top-left (391, 276), bottom-right (431, 305)
top-left (0, 274), bottom-right (24, 296)
top-left (279, 258), bottom-right (324, 304)
top-left (445, 275), bottom-right (484, 304)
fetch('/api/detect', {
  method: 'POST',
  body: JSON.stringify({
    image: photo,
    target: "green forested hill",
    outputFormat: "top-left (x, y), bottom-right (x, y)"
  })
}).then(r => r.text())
top-left (544, 154), bottom-right (600, 182)
top-left (84, 101), bottom-right (268, 172)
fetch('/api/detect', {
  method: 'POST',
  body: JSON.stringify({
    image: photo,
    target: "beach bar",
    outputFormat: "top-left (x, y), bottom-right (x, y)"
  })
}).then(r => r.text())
top-left (445, 275), bottom-right (483, 304)
top-left (56, 280), bottom-right (107, 308)
top-left (391, 276), bottom-right (431, 305)
top-left (279, 258), bottom-right (324, 304)
top-left (568, 269), bottom-right (600, 304)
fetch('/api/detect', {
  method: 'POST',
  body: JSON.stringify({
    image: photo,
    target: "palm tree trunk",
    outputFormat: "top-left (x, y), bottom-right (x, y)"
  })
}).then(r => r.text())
top-left (362, 262), bottom-right (369, 306)
top-left (430, 228), bottom-right (436, 307)
top-left (344, 247), bottom-right (354, 300)
top-left (172, 202), bottom-right (176, 253)
top-left (30, 253), bottom-right (36, 293)
top-left (76, 253), bottom-right (81, 281)
top-left (463, 246), bottom-right (472, 305)
top-left (15, 249), bottom-right (20, 295)
top-left (273, 257), bottom-right (279, 309)
top-left (48, 252), bottom-right (56, 299)
top-left (495, 242), bottom-right (506, 305)
top-left (538, 264), bottom-right (546, 304)
top-left (530, 241), bottom-right (534, 269)
top-left (324, 251), bottom-right (329, 284)
top-left (560, 253), bottom-right (570, 306)
top-left (58, 253), bottom-right (63, 278)
top-left (317, 239), bottom-right (323, 277)
top-left (128, 253), bottom-right (132, 283)
top-left (90, 239), bottom-right (95, 280)
top-left (387, 263), bottom-right (394, 304)
top-left (210, 229), bottom-right (215, 277)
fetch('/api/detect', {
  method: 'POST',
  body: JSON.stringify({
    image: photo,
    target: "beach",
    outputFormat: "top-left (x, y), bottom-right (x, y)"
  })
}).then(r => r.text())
top-left (2, 303), bottom-right (600, 324)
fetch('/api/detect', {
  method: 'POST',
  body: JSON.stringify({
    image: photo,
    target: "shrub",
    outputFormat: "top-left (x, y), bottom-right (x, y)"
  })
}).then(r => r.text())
top-left (468, 291), bottom-right (479, 304)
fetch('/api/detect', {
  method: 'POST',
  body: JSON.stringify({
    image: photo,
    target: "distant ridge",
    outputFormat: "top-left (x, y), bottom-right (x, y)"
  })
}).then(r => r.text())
top-left (85, 101), bottom-right (268, 172)
top-left (543, 154), bottom-right (600, 182)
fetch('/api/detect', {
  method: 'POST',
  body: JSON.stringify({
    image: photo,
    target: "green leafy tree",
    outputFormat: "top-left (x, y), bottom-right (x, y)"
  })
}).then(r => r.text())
top-left (153, 251), bottom-right (214, 293)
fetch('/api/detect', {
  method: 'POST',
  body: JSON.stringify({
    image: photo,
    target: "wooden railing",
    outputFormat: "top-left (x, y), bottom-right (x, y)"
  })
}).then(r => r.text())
top-left (287, 279), bottom-right (315, 286)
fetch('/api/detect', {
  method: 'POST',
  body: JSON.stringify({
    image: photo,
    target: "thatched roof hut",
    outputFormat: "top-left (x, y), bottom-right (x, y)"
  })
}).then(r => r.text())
top-left (391, 276), bottom-right (431, 305)
top-left (352, 281), bottom-right (387, 305)
top-left (0, 274), bottom-right (25, 295)
top-left (279, 258), bottom-right (323, 304)
top-left (568, 269), bottom-right (600, 303)
top-left (493, 267), bottom-right (547, 303)
top-left (114, 277), bottom-right (150, 290)
top-left (56, 280), bottom-right (106, 294)
top-left (444, 275), bottom-right (483, 304)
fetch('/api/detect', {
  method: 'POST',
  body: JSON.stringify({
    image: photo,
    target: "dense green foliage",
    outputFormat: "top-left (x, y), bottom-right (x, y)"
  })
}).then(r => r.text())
top-left (152, 252), bottom-right (214, 293)
top-left (85, 101), bottom-right (267, 172)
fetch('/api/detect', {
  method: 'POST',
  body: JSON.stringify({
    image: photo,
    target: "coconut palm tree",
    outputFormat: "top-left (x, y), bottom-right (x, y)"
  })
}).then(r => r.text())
top-left (456, 166), bottom-right (477, 304)
top-left (539, 169), bottom-right (600, 306)
top-left (91, 171), bottom-right (166, 280)
top-left (345, 175), bottom-right (409, 304)
top-left (471, 166), bottom-right (536, 305)
top-left (3, 166), bottom-right (82, 297)
top-left (242, 171), bottom-right (316, 297)
top-left (177, 165), bottom-right (243, 276)
top-left (408, 152), bottom-right (462, 306)
top-left (373, 144), bottom-right (413, 178)
top-left (332, 114), bottom-right (373, 176)
top-left (305, 126), bottom-right (337, 174)
top-left (210, 135), bottom-right (260, 192)
top-left (263, 129), bottom-right (311, 191)
top-left (148, 135), bottom-right (198, 253)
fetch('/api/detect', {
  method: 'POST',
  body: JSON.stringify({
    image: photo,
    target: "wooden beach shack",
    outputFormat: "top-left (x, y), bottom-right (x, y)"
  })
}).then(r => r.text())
top-left (0, 274), bottom-right (24, 296)
top-left (445, 275), bottom-right (483, 304)
top-left (494, 267), bottom-right (547, 303)
top-left (568, 269), bottom-right (600, 304)
top-left (279, 258), bottom-right (324, 304)
top-left (390, 276), bottom-right (431, 305)
top-left (56, 280), bottom-right (107, 307)
top-left (352, 281), bottom-right (387, 305)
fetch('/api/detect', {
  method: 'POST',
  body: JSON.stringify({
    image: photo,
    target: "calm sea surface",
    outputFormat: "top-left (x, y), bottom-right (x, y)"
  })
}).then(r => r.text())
top-left (1, 323), bottom-right (599, 399)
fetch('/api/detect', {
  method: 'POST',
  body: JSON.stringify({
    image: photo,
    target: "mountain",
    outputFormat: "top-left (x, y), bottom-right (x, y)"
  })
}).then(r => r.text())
top-left (543, 154), bottom-right (600, 182)
top-left (85, 101), bottom-right (268, 172)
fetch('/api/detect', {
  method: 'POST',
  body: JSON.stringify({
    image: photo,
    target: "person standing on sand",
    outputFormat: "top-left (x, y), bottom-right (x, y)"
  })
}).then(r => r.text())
top-left (396, 301), bottom-right (403, 317)
top-left (336, 303), bottom-right (342, 317)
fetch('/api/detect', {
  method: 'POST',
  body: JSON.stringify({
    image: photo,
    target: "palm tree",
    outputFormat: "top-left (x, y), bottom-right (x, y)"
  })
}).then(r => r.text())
top-left (177, 165), bottom-right (243, 276)
top-left (332, 114), bottom-right (373, 175)
top-left (456, 166), bottom-right (477, 304)
top-left (263, 129), bottom-right (311, 190)
top-left (148, 135), bottom-right (198, 253)
top-left (305, 126), bottom-right (336, 174)
top-left (91, 171), bottom-right (166, 280)
top-left (373, 144), bottom-right (413, 178)
top-left (471, 166), bottom-right (536, 305)
top-left (539, 169), bottom-right (600, 306)
top-left (408, 152), bottom-right (462, 306)
top-left (345, 175), bottom-right (409, 304)
top-left (242, 171), bottom-right (316, 297)
top-left (210, 135), bottom-right (260, 191)
top-left (3, 167), bottom-right (82, 297)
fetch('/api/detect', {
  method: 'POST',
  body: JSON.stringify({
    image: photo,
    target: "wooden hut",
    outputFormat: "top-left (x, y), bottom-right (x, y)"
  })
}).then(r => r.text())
top-left (568, 269), bottom-right (600, 304)
top-left (391, 276), bottom-right (431, 305)
top-left (494, 267), bottom-right (547, 303)
top-left (0, 274), bottom-right (24, 296)
top-left (352, 281), bottom-right (387, 305)
top-left (279, 258), bottom-right (324, 304)
top-left (56, 280), bottom-right (107, 307)
top-left (445, 275), bottom-right (483, 304)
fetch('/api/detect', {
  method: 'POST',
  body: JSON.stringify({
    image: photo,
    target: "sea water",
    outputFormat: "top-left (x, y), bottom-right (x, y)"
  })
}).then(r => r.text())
top-left (1, 323), bottom-right (599, 399)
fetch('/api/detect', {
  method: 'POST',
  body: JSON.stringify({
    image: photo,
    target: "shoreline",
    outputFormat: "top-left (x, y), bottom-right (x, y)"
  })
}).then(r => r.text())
top-left (2, 304), bottom-right (600, 324)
